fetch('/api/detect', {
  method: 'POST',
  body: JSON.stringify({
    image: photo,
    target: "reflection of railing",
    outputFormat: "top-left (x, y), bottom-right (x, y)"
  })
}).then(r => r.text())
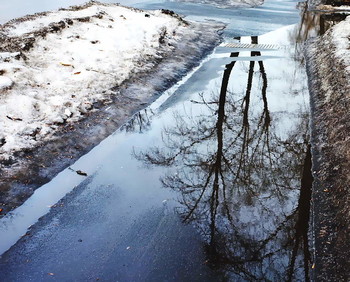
top-left (221, 43), bottom-right (284, 50)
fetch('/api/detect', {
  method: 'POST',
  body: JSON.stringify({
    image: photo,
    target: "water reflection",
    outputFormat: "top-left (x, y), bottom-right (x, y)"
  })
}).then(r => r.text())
top-left (135, 36), bottom-right (311, 280)
top-left (121, 108), bottom-right (154, 133)
top-left (296, 2), bottom-right (349, 42)
top-left (291, 2), bottom-right (349, 64)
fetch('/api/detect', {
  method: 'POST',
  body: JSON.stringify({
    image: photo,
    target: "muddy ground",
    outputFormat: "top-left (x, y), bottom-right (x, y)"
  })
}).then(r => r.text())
top-left (0, 6), bottom-right (223, 216)
top-left (306, 16), bottom-right (350, 281)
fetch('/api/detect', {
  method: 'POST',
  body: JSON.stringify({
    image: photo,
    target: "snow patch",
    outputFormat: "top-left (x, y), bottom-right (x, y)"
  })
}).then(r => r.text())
top-left (331, 15), bottom-right (350, 72)
top-left (0, 76), bottom-right (13, 90)
top-left (0, 2), bottom-right (214, 161)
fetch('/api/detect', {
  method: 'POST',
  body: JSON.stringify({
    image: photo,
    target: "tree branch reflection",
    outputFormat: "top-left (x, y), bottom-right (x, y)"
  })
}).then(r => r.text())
top-left (121, 108), bottom-right (154, 133)
top-left (135, 36), bottom-right (311, 280)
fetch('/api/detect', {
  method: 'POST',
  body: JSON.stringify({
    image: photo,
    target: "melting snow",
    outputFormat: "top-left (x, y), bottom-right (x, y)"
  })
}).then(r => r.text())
top-left (331, 15), bottom-right (350, 72)
top-left (0, 2), bottom-right (210, 160)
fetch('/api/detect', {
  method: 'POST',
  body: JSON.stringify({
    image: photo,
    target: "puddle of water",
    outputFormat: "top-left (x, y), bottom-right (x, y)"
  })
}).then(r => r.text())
top-left (131, 33), bottom-right (311, 280)
top-left (0, 1), bottom-right (314, 280)
top-left (0, 51), bottom-right (215, 255)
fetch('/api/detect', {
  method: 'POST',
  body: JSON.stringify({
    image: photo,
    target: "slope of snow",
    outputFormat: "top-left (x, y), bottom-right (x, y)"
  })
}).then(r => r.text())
top-left (0, 2), bottom-right (218, 161)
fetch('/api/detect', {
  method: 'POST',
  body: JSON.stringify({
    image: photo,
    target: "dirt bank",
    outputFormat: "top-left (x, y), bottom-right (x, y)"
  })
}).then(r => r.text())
top-left (306, 15), bottom-right (350, 281)
top-left (0, 2), bottom-right (224, 216)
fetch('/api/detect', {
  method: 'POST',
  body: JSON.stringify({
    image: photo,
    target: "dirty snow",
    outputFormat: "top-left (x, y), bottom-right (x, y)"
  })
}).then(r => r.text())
top-left (331, 15), bottom-right (350, 72)
top-left (0, 3), bottom-right (205, 160)
top-left (310, 14), bottom-right (350, 102)
top-left (315, 4), bottom-right (350, 11)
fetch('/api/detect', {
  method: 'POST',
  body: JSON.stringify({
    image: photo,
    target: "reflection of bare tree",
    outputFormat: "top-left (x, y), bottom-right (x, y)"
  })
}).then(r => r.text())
top-left (121, 108), bottom-right (154, 133)
top-left (295, 2), bottom-right (321, 44)
top-left (135, 37), bottom-right (311, 280)
top-left (287, 145), bottom-right (313, 282)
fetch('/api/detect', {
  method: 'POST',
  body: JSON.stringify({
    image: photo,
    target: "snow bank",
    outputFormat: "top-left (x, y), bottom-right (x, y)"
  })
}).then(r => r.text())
top-left (0, 2), bottom-right (214, 161)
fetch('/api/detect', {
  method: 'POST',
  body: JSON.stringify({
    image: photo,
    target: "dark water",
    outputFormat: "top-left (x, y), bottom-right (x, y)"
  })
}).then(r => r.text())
top-left (0, 0), bottom-right (314, 281)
